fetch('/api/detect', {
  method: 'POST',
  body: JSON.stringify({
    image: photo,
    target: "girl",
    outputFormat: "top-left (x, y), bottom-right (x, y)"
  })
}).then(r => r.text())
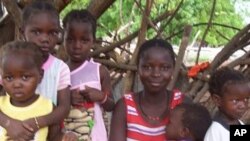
top-left (166, 103), bottom-right (212, 141)
top-left (109, 39), bottom-right (189, 141)
top-left (0, 1), bottom-right (71, 140)
top-left (0, 41), bottom-right (76, 141)
top-left (63, 10), bottom-right (115, 140)
top-left (204, 67), bottom-right (250, 141)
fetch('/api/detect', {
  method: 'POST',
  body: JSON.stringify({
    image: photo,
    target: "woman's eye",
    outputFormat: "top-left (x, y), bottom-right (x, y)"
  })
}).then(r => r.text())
top-left (143, 66), bottom-right (152, 70)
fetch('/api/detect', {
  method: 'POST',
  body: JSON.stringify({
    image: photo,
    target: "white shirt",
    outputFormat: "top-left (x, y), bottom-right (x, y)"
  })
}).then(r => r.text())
top-left (204, 120), bottom-right (244, 141)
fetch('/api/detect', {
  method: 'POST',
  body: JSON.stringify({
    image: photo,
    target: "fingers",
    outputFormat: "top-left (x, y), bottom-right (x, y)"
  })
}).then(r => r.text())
top-left (22, 122), bottom-right (34, 132)
top-left (71, 89), bottom-right (85, 105)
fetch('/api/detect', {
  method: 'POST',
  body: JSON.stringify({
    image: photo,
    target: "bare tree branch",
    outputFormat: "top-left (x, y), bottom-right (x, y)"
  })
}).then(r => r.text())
top-left (195, 0), bottom-right (216, 64)
top-left (2, 0), bottom-right (22, 29)
top-left (168, 25), bottom-right (192, 91)
top-left (91, 9), bottom-right (173, 56)
top-left (94, 58), bottom-right (136, 70)
top-left (156, 0), bottom-right (184, 38)
top-left (87, 0), bottom-right (116, 19)
top-left (123, 0), bottom-right (153, 92)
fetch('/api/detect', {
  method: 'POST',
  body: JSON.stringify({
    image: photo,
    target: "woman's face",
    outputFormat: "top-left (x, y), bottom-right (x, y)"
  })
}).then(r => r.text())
top-left (138, 47), bottom-right (174, 93)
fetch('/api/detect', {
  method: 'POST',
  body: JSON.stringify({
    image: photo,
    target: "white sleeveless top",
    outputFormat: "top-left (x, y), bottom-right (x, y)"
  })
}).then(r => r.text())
top-left (70, 59), bottom-right (107, 141)
top-left (36, 54), bottom-right (71, 105)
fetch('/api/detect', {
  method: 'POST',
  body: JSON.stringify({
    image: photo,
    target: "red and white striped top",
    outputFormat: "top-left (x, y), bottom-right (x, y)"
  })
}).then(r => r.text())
top-left (124, 90), bottom-right (183, 141)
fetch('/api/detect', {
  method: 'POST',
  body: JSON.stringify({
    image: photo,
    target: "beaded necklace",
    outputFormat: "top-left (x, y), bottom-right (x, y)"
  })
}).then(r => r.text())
top-left (138, 91), bottom-right (170, 121)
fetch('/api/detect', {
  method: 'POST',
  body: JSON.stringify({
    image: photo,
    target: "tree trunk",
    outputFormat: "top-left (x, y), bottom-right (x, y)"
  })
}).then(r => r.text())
top-left (87, 0), bottom-right (116, 19)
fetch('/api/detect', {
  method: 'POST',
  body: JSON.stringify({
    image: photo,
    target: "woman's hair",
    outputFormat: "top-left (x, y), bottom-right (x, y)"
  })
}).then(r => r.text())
top-left (22, 0), bottom-right (59, 26)
top-left (63, 9), bottom-right (96, 39)
top-left (137, 39), bottom-right (175, 65)
top-left (0, 41), bottom-right (44, 69)
top-left (208, 67), bottom-right (248, 96)
top-left (175, 103), bottom-right (212, 141)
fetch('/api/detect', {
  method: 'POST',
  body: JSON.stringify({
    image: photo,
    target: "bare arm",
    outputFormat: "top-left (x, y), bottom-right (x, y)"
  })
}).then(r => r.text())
top-left (37, 87), bottom-right (71, 127)
top-left (99, 65), bottom-right (115, 111)
top-left (109, 98), bottom-right (127, 141)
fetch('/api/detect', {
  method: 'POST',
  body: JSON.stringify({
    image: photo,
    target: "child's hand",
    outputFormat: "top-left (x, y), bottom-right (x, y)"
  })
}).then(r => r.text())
top-left (62, 131), bottom-right (77, 141)
top-left (6, 119), bottom-right (34, 140)
top-left (71, 89), bottom-right (85, 105)
top-left (23, 118), bottom-right (40, 133)
top-left (80, 86), bottom-right (104, 102)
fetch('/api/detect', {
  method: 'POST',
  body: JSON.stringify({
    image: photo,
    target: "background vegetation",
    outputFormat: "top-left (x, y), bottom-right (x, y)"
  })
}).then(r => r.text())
top-left (60, 0), bottom-right (244, 46)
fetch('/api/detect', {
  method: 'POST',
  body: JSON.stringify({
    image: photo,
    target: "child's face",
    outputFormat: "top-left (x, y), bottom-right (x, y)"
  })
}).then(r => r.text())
top-left (64, 21), bottom-right (94, 62)
top-left (138, 47), bottom-right (174, 93)
top-left (22, 12), bottom-right (60, 57)
top-left (166, 108), bottom-right (185, 140)
top-left (1, 53), bottom-right (42, 106)
top-left (217, 83), bottom-right (250, 121)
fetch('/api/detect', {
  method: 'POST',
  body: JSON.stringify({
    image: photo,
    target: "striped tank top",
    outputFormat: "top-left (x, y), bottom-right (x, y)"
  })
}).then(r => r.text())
top-left (124, 90), bottom-right (183, 141)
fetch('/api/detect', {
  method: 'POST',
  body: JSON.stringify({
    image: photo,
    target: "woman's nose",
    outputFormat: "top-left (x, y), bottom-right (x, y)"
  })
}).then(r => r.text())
top-left (152, 68), bottom-right (161, 77)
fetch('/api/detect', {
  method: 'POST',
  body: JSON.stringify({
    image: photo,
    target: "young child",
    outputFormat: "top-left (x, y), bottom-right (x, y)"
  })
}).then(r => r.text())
top-left (0, 41), bottom-right (76, 141)
top-left (166, 103), bottom-right (212, 141)
top-left (0, 1), bottom-right (71, 140)
top-left (62, 9), bottom-right (115, 140)
top-left (109, 39), bottom-right (191, 141)
top-left (204, 67), bottom-right (250, 141)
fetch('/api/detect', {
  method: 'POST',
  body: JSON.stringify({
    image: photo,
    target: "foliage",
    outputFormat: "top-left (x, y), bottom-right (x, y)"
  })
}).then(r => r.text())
top-left (60, 0), bottom-right (89, 18)
top-left (60, 0), bottom-right (244, 46)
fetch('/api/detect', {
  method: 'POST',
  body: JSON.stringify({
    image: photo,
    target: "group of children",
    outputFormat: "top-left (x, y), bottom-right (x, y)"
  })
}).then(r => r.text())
top-left (0, 1), bottom-right (249, 141)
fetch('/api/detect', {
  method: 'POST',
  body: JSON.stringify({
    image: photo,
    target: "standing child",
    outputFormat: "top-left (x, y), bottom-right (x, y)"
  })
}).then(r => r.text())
top-left (204, 67), bottom-right (250, 141)
top-left (0, 41), bottom-right (76, 141)
top-left (166, 103), bottom-right (212, 141)
top-left (0, 1), bottom-right (71, 140)
top-left (62, 9), bottom-right (115, 140)
top-left (109, 39), bottom-right (190, 141)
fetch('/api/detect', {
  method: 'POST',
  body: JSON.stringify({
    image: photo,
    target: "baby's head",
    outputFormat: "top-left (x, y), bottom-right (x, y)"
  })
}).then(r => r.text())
top-left (209, 67), bottom-right (250, 120)
top-left (166, 103), bottom-right (212, 141)
top-left (0, 41), bottom-right (44, 105)
top-left (21, 0), bottom-right (60, 57)
top-left (63, 9), bottom-right (96, 62)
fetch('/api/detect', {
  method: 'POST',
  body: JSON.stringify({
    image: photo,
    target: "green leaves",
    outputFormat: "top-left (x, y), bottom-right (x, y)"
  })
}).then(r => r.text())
top-left (60, 0), bottom-right (244, 46)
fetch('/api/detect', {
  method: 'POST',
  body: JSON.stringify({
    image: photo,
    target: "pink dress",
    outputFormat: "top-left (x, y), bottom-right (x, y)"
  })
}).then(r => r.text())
top-left (70, 59), bottom-right (107, 141)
